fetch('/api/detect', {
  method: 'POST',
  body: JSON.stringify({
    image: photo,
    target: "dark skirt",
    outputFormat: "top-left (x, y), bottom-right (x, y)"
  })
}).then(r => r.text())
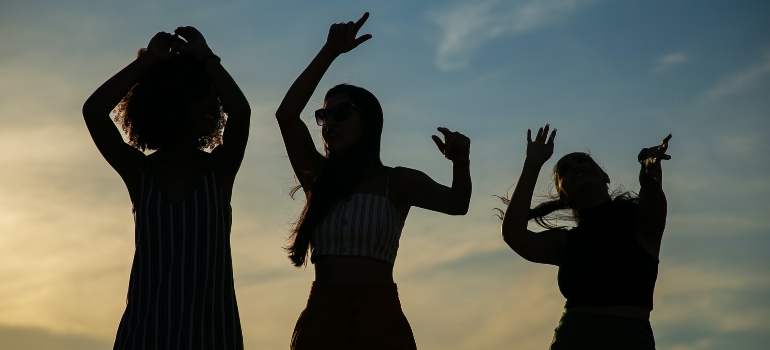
top-left (550, 312), bottom-right (656, 350)
top-left (291, 282), bottom-right (417, 350)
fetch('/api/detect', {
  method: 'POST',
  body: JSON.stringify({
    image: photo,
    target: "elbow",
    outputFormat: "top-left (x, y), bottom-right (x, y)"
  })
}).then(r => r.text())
top-left (449, 201), bottom-right (470, 215)
top-left (275, 107), bottom-right (289, 121)
top-left (82, 101), bottom-right (98, 120)
top-left (502, 232), bottom-right (522, 252)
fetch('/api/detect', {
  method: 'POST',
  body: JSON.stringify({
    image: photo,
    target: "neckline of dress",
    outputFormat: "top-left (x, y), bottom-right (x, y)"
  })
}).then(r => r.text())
top-left (344, 193), bottom-right (405, 222)
top-left (143, 168), bottom-right (214, 205)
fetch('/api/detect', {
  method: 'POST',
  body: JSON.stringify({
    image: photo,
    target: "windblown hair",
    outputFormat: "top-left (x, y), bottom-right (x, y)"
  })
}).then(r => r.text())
top-left (286, 84), bottom-right (384, 267)
top-left (496, 152), bottom-right (637, 229)
top-left (114, 48), bottom-right (225, 151)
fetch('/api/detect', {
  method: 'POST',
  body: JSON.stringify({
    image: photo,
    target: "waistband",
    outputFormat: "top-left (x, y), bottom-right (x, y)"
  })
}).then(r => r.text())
top-left (559, 311), bottom-right (651, 327)
top-left (307, 282), bottom-right (400, 307)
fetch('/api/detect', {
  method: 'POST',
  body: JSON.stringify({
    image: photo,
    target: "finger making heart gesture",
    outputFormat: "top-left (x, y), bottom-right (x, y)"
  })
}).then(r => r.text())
top-left (432, 127), bottom-right (471, 163)
top-left (174, 26), bottom-right (213, 60)
top-left (145, 32), bottom-right (185, 62)
top-left (324, 12), bottom-right (373, 55)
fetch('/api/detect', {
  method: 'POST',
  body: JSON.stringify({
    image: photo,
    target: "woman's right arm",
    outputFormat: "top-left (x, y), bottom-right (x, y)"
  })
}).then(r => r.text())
top-left (82, 32), bottom-right (180, 178)
top-left (501, 124), bottom-right (566, 266)
top-left (275, 13), bottom-right (372, 189)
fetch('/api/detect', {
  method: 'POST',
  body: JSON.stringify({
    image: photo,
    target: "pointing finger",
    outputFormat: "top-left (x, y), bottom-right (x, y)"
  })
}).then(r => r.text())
top-left (354, 12), bottom-right (370, 30)
top-left (527, 129), bottom-right (532, 143)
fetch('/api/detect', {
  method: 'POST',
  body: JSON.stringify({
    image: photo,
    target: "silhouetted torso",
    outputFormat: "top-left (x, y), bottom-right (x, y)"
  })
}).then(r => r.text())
top-left (558, 199), bottom-right (659, 311)
top-left (113, 162), bottom-right (243, 350)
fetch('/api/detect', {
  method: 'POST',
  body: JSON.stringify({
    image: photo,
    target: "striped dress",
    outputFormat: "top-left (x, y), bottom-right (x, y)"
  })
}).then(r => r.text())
top-left (114, 168), bottom-right (243, 350)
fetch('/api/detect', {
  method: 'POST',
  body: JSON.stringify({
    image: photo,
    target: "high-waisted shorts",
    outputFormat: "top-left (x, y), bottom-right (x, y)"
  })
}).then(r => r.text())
top-left (550, 312), bottom-right (656, 350)
top-left (290, 282), bottom-right (417, 350)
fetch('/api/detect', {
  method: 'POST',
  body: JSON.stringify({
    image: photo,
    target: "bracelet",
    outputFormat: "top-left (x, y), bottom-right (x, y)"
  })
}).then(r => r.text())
top-left (200, 53), bottom-right (221, 65)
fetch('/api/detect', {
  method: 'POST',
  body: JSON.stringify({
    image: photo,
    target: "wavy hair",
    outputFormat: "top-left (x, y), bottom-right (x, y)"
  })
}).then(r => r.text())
top-left (114, 49), bottom-right (225, 151)
top-left (496, 152), bottom-right (637, 229)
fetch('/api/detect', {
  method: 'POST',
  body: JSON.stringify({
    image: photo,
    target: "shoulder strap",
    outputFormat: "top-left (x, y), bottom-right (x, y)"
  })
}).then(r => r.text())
top-left (385, 167), bottom-right (396, 198)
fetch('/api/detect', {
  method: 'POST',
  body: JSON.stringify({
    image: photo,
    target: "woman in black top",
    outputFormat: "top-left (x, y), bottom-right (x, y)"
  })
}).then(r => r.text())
top-left (500, 124), bottom-right (671, 349)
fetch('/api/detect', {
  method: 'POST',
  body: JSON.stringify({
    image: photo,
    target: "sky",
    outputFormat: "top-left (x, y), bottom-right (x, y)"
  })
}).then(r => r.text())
top-left (0, 0), bottom-right (769, 349)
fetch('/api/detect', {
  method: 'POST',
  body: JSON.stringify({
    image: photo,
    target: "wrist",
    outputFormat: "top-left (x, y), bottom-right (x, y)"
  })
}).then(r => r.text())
top-left (452, 159), bottom-right (470, 167)
top-left (523, 158), bottom-right (546, 170)
top-left (137, 51), bottom-right (163, 67)
top-left (319, 45), bottom-right (342, 59)
top-left (200, 52), bottom-right (220, 66)
top-left (195, 47), bottom-right (214, 61)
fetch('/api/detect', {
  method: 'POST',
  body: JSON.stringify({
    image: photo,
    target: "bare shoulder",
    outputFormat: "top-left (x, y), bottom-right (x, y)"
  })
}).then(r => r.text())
top-left (388, 166), bottom-right (430, 187)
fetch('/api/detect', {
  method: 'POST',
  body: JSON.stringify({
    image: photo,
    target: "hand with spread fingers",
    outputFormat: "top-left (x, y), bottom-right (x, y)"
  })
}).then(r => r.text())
top-left (526, 124), bottom-right (557, 167)
top-left (323, 12), bottom-right (373, 55)
top-left (145, 32), bottom-right (185, 62)
top-left (174, 26), bottom-right (213, 60)
top-left (638, 134), bottom-right (672, 186)
top-left (432, 127), bottom-right (471, 163)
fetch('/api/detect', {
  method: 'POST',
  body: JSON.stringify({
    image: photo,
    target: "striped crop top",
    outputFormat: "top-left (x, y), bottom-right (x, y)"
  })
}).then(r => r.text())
top-left (310, 169), bottom-right (405, 265)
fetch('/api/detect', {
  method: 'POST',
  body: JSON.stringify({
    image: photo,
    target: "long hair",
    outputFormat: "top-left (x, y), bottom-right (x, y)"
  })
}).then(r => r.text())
top-left (496, 152), bottom-right (637, 229)
top-left (286, 84), bottom-right (384, 267)
top-left (114, 49), bottom-right (225, 151)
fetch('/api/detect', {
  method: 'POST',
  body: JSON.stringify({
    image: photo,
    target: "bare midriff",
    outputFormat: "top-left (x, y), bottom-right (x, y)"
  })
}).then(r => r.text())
top-left (566, 305), bottom-right (651, 320)
top-left (314, 256), bottom-right (394, 285)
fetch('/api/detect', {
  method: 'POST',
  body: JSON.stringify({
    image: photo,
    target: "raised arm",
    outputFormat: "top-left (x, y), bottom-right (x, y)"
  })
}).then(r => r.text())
top-left (275, 13), bottom-right (372, 190)
top-left (405, 127), bottom-right (472, 215)
top-left (174, 26), bottom-right (251, 178)
top-left (501, 124), bottom-right (566, 266)
top-left (634, 134), bottom-right (671, 258)
top-left (82, 32), bottom-right (180, 179)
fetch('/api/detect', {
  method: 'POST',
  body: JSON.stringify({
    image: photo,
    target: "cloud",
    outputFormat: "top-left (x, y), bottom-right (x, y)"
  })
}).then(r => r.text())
top-left (428, 0), bottom-right (595, 70)
top-left (653, 52), bottom-right (688, 72)
top-left (705, 52), bottom-right (770, 98)
top-left (0, 324), bottom-right (111, 350)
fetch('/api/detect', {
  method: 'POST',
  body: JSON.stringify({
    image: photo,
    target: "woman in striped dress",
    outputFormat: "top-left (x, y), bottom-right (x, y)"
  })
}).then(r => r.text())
top-left (276, 13), bottom-right (472, 349)
top-left (83, 27), bottom-right (250, 349)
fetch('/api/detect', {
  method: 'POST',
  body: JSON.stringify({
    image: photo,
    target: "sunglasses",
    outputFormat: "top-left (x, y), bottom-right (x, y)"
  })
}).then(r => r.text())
top-left (315, 102), bottom-right (363, 126)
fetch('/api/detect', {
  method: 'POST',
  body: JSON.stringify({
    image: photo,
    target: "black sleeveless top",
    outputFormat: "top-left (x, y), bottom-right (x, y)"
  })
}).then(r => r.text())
top-left (114, 168), bottom-right (243, 349)
top-left (557, 199), bottom-right (659, 310)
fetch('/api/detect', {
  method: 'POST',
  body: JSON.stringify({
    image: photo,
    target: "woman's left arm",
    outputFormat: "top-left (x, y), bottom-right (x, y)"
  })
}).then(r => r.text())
top-left (635, 134), bottom-right (672, 257)
top-left (175, 26), bottom-right (252, 177)
top-left (405, 127), bottom-right (472, 215)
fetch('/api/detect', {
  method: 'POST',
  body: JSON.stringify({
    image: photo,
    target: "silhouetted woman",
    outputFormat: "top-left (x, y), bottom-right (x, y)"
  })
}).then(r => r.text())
top-left (500, 124), bottom-right (671, 350)
top-left (275, 13), bottom-right (471, 350)
top-left (83, 27), bottom-right (250, 349)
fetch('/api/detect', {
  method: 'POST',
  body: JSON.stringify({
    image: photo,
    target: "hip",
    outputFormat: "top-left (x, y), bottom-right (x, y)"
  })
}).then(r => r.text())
top-left (291, 282), bottom-right (416, 350)
top-left (550, 312), bottom-right (655, 350)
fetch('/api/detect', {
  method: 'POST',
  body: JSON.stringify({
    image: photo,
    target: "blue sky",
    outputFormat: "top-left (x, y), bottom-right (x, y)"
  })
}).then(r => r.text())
top-left (1, 0), bottom-right (769, 349)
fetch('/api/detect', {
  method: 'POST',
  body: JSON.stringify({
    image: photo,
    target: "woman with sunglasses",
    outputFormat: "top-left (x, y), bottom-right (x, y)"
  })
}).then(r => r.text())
top-left (275, 13), bottom-right (471, 350)
top-left (83, 27), bottom-right (250, 349)
top-left (499, 124), bottom-right (671, 349)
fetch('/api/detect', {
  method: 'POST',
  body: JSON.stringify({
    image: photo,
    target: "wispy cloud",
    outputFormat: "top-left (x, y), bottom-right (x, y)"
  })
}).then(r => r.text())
top-left (428, 0), bottom-right (596, 70)
top-left (653, 51), bottom-right (688, 72)
top-left (0, 325), bottom-right (110, 350)
top-left (706, 52), bottom-right (770, 98)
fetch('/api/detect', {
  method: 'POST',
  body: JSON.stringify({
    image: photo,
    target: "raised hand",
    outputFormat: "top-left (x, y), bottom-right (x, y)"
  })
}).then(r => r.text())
top-left (145, 32), bottom-right (184, 62)
top-left (526, 124), bottom-right (557, 166)
top-left (432, 127), bottom-right (471, 163)
top-left (638, 134), bottom-right (672, 185)
top-left (174, 26), bottom-right (213, 60)
top-left (323, 12), bottom-right (373, 55)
